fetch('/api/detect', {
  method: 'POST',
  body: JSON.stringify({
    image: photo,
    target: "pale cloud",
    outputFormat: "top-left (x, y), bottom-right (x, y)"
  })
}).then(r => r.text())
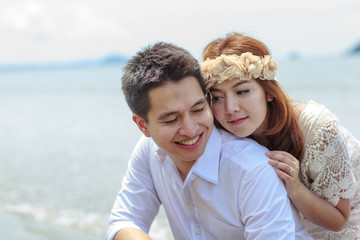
top-left (0, 0), bottom-right (359, 63)
top-left (1, 2), bottom-right (50, 35)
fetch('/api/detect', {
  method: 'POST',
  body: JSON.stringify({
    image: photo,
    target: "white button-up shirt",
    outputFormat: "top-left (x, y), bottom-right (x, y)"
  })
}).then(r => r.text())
top-left (106, 128), bottom-right (312, 240)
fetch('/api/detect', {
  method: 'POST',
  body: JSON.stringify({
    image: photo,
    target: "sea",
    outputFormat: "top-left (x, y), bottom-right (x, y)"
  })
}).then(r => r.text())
top-left (0, 54), bottom-right (359, 240)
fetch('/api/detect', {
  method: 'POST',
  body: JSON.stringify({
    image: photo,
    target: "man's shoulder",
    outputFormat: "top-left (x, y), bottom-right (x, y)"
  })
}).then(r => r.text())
top-left (131, 135), bottom-right (159, 159)
top-left (218, 129), bottom-right (268, 154)
top-left (217, 129), bottom-right (270, 171)
top-left (133, 135), bottom-right (152, 150)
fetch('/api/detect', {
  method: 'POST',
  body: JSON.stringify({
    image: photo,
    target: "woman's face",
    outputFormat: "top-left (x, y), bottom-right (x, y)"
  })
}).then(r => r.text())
top-left (209, 78), bottom-right (269, 138)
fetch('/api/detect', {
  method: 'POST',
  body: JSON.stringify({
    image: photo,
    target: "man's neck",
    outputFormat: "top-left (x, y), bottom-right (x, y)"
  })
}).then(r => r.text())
top-left (173, 159), bottom-right (196, 182)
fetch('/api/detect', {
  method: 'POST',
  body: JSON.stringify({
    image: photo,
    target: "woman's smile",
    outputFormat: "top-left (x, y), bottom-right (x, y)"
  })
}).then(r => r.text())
top-left (229, 117), bottom-right (248, 125)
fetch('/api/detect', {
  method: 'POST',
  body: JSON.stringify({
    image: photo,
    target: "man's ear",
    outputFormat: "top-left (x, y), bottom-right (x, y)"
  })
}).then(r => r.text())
top-left (133, 114), bottom-right (151, 137)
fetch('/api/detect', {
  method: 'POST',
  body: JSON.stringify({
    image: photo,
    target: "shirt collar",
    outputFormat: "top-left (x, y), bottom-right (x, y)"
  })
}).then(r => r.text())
top-left (154, 143), bottom-right (167, 163)
top-left (190, 127), bottom-right (221, 184)
top-left (153, 127), bottom-right (222, 185)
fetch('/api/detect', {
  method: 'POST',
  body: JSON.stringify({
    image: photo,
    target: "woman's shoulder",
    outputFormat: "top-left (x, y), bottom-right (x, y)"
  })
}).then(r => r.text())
top-left (297, 100), bottom-right (339, 123)
top-left (291, 101), bottom-right (307, 118)
top-left (297, 100), bottom-right (342, 141)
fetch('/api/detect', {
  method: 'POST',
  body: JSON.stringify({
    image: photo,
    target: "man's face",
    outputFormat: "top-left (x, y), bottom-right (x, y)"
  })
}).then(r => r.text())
top-left (134, 76), bottom-right (213, 165)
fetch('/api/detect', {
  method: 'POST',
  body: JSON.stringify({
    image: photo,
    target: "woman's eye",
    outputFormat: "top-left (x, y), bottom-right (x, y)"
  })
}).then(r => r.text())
top-left (211, 96), bottom-right (222, 102)
top-left (237, 90), bottom-right (249, 95)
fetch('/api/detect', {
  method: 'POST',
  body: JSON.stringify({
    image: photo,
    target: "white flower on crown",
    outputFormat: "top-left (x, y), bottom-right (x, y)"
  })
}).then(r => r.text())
top-left (201, 52), bottom-right (278, 89)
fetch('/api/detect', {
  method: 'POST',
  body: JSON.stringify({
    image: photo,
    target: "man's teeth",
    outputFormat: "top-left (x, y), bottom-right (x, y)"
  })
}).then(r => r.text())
top-left (179, 136), bottom-right (199, 145)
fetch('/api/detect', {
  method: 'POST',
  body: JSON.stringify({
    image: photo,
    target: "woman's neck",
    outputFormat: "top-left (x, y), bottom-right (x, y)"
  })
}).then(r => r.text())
top-left (250, 102), bottom-right (307, 149)
top-left (250, 134), bottom-right (269, 147)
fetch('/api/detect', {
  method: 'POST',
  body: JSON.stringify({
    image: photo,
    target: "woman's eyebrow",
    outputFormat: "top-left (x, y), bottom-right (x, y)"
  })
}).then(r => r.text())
top-left (210, 80), bottom-right (250, 92)
top-left (232, 81), bottom-right (249, 89)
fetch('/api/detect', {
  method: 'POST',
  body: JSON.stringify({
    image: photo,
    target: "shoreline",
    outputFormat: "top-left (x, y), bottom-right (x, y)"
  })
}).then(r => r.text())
top-left (0, 211), bottom-right (102, 240)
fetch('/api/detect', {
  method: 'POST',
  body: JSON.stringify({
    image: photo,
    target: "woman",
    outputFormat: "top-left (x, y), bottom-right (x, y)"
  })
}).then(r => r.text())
top-left (200, 32), bottom-right (360, 239)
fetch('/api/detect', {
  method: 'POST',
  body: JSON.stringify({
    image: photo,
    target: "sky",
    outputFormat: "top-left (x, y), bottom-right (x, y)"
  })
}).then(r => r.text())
top-left (0, 0), bottom-right (359, 64)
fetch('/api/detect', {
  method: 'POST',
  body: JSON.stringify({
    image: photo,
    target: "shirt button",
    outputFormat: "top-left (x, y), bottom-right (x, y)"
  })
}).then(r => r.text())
top-left (188, 203), bottom-right (194, 209)
top-left (195, 228), bottom-right (201, 234)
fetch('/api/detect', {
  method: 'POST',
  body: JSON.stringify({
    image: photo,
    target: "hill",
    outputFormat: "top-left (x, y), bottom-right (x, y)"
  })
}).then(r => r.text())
top-left (0, 54), bottom-right (129, 72)
top-left (351, 42), bottom-right (360, 54)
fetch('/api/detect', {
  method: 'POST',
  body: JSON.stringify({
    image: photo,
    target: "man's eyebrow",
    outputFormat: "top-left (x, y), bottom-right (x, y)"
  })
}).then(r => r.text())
top-left (157, 97), bottom-right (206, 121)
top-left (192, 98), bottom-right (206, 108)
top-left (158, 111), bottom-right (177, 121)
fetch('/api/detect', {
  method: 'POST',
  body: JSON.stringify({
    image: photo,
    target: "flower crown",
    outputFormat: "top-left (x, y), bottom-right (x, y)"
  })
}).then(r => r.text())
top-left (200, 52), bottom-right (278, 89)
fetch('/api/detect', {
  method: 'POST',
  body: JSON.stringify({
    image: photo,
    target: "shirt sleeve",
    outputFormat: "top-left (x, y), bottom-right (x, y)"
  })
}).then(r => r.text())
top-left (239, 163), bottom-right (296, 239)
top-left (106, 136), bottom-right (161, 240)
top-left (305, 116), bottom-right (356, 206)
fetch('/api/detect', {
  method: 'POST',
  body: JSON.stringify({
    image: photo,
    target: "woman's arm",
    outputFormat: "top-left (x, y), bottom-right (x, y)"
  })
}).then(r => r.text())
top-left (267, 151), bottom-right (351, 231)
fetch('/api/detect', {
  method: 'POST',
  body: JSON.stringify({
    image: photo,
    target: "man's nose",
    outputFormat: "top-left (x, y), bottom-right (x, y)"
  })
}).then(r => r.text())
top-left (179, 115), bottom-right (198, 136)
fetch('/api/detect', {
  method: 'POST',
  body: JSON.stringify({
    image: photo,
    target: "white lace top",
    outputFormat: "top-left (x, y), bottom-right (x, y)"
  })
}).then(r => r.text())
top-left (298, 100), bottom-right (360, 240)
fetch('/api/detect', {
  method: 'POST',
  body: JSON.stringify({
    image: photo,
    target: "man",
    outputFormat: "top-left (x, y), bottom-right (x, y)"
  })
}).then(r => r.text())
top-left (106, 42), bottom-right (311, 240)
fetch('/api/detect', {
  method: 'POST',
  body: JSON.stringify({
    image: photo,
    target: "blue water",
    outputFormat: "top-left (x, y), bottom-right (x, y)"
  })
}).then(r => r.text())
top-left (0, 55), bottom-right (359, 239)
top-left (278, 55), bottom-right (360, 138)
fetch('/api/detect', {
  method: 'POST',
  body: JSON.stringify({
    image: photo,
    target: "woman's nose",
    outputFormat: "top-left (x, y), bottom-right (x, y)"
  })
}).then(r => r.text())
top-left (225, 97), bottom-right (240, 115)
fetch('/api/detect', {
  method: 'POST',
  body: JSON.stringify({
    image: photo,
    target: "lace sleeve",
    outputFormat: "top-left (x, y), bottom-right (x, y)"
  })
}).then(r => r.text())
top-left (303, 115), bottom-right (356, 206)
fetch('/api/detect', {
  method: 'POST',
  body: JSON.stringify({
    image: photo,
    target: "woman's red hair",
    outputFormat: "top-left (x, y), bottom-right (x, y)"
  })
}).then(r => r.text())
top-left (203, 32), bottom-right (304, 160)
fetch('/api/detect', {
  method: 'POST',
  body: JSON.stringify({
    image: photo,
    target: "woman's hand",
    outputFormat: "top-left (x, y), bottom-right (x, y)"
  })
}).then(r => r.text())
top-left (266, 150), bottom-right (351, 231)
top-left (266, 151), bottom-right (302, 199)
